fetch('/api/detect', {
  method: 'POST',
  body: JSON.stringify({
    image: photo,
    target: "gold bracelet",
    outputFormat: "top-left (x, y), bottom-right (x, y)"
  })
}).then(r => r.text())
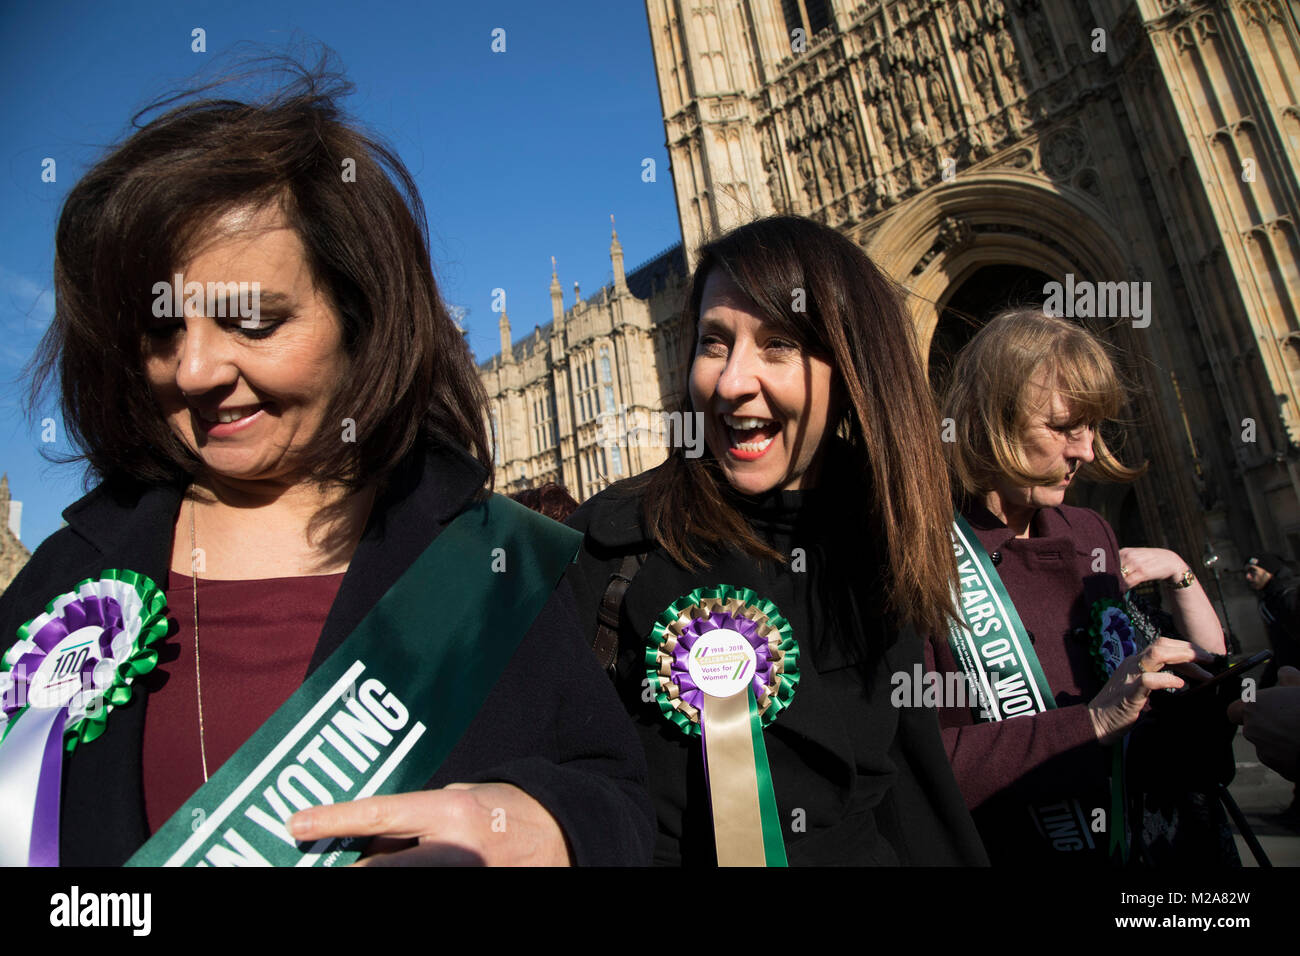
top-left (1169, 568), bottom-right (1195, 589)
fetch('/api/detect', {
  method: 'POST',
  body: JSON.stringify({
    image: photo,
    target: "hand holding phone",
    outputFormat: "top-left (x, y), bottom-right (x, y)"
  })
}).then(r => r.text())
top-left (1175, 650), bottom-right (1272, 698)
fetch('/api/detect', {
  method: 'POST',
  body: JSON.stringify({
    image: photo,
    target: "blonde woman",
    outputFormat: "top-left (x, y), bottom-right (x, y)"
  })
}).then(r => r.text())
top-left (929, 308), bottom-right (1232, 866)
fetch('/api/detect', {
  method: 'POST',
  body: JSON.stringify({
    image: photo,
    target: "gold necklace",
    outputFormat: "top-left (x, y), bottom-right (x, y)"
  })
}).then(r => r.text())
top-left (188, 493), bottom-right (210, 783)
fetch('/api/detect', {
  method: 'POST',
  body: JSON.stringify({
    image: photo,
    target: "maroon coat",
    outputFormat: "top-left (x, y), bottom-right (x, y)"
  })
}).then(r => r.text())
top-left (925, 501), bottom-right (1123, 864)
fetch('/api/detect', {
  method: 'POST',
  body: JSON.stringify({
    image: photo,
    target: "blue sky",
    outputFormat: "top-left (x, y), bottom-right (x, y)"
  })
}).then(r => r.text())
top-left (0, 0), bottom-right (683, 550)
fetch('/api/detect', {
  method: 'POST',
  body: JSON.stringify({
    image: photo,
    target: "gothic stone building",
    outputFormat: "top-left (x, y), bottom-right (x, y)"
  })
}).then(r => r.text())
top-left (0, 475), bottom-right (31, 593)
top-left (483, 0), bottom-right (1298, 646)
top-left (641, 0), bottom-right (1298, 644)
top-left (478, 231), bottom-right (689, 501)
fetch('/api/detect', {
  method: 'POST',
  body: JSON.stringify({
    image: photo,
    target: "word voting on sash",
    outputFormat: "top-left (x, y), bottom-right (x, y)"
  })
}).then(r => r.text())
top-left (170, 660), bottom-right (423, 867)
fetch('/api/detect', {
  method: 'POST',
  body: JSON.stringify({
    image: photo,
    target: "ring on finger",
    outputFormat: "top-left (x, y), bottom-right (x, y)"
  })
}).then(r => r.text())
top-left (1138, 657), bottom-right (1161, 674)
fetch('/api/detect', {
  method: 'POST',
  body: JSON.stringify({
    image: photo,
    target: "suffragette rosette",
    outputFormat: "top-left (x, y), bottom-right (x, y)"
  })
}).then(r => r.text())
top-left (645, 584), bottom-right (798, 866)
top-left (1088, 598), bottom-right (1140, 684)
top-left (0, 570), bottom-right (168, 866)
top-left (1086, 595), bottom-right (1164, 863)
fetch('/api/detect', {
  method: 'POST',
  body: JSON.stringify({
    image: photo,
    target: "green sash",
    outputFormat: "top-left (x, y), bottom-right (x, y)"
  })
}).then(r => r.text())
top-left (946, 515), bottom-right (1054, 720)
top-left (126, 494), bottom-right (580, 867)
top-left (947, 515), bottom-right (1122, 860)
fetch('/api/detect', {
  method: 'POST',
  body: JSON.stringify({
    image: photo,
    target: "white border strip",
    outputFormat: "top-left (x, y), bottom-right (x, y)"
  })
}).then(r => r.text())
top-left (951, 522), bottom-right (1049, 714)
top-left (294, 721), bottom-right (428, 867)
top-left (164, 660), bottom-right (368, 866)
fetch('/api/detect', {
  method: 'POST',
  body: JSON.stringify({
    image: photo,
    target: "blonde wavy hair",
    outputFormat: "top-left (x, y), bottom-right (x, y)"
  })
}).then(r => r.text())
top-left (942, 308), bottom-right (1146, 496)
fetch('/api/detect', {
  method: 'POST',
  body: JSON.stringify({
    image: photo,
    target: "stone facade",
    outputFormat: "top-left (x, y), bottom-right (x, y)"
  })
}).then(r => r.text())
top-left (641, 0), bottom-right (1299, 646)
top-left (480, 0), bottom-right (1297, 647)
top-left (0, 475), bottom-right (31, 593)
top-left (478, 227), bottom-right (690, 499)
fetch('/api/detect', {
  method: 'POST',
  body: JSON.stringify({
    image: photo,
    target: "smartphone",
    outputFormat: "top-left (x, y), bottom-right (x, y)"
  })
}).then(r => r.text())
top-left (1175, 650), bottom-right (1272, 697)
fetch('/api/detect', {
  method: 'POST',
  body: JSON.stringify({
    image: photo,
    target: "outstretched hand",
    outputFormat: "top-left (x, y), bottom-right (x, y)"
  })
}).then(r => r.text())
top-left (1227, 666), bottom-right (1300, 782)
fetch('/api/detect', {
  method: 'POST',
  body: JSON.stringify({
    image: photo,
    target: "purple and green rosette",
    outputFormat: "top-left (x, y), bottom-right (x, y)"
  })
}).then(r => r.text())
top-left (645, 584), bottom-right (798, 866)
top-left (0, 570), bottom-right (167, 866)
top-left (1087, 595), bottom-right (1157, 864)
top-left (1088, 598), bottom-right (1139, 684)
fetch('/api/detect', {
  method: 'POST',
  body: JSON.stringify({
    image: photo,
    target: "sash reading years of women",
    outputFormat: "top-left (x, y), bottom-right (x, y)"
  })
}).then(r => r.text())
top-left (0, 494), bottom-right (579, 867)
top-left (945, 515), bottom-right (1127, 862)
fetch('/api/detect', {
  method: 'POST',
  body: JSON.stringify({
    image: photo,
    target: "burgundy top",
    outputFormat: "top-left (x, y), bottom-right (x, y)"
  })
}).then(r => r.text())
top-left (925, 502), bottom-right (1125, 862)
top-left (141, 570), bottom-right (346, 834)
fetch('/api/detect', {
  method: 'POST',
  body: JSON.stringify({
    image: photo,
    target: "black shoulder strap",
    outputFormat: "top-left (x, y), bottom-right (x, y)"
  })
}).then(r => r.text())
top-left (593, 552), bottom-right (646, 675)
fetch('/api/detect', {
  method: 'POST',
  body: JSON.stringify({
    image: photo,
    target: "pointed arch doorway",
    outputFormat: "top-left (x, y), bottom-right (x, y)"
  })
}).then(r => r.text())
top-left (926, 263), bottom-right (1053, 394)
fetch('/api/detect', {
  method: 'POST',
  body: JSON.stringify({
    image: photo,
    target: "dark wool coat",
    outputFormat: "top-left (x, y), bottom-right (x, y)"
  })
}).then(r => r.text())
top-left (0, 442), bottom-right (655, 866)
top-left (1256, 565), bottom-right (1300, 685)
top-left (565, 470), bottom-right (990, 867)
top-left (926, 501), bottom-right (1237, 866)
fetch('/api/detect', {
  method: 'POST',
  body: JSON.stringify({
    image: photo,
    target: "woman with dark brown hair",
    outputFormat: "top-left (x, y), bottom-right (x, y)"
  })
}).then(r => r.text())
top-left (566, 215), bottom-right (987, 865)
top-left (0, 62), bottom-right (653, 867)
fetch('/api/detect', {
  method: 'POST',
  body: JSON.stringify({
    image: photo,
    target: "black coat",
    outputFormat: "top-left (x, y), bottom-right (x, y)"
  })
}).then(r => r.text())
top-left (0, 442), bottom-right (655, 866)
top-left (1258, 566), bottom-right (1300, 685)
top-left (565, 473), bottom-right (989, 866)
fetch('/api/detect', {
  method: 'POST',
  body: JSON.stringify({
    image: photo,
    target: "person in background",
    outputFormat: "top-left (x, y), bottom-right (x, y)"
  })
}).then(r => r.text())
top-left (1228, 666), bottom-right (1300, 787)
top-left (1243, 553), bottom-right (1300, 824)
top-left (510, 483), bottom-right (580, 523)
top-left (1245, 552), bottom-right (1300, 687)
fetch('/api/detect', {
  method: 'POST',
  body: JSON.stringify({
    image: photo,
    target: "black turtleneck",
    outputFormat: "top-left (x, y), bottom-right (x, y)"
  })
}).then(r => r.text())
top-left (727, 484), bottom-right (892, 676)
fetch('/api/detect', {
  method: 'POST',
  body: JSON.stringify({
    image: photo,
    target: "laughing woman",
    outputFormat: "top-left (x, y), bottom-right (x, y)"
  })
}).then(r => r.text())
top-left (0, 66), bottom-right (653, 867)
top-left (566, 216), bottom-right (987, 865)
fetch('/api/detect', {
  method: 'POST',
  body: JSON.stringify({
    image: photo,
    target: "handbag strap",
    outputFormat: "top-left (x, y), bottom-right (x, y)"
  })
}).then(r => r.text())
top-left (593, 552), bottom-right (646, 675)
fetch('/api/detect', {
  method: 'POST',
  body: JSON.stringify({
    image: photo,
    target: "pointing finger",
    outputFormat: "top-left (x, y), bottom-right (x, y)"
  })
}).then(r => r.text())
top-left (289, 792), bottom-right (452, 841)
top-left (1168, 661), bottom-right (1217, 683)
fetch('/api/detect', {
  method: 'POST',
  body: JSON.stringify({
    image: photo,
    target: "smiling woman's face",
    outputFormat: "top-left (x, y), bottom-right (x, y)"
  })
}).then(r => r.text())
top-left (143, 205), bottom-right (349, 486)
top-left (689, 269), bottom-right (835, 495)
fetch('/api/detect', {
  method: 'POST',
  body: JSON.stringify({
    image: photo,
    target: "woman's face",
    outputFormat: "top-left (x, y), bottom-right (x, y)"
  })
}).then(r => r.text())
top-left (143, 205), bottom-right (349, 486)
top-left (689, 269), bottom-right (835, 495)
top-left (991, 383), bottom-right (1096, 513)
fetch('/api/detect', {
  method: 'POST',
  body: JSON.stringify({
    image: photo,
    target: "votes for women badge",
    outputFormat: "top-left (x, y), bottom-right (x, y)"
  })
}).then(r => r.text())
top-left (0, 570), bottom-right (167, 866)
top-left (686, 629), bottom-right (757, 697)
top-left (645, 584), bottom-right (798, 866)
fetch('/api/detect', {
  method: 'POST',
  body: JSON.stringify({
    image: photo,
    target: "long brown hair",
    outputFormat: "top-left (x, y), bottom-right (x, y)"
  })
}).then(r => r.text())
top-left (29, 53), bottom-right (490, 493)
top-left (640, 216), bottom-right (959, 639)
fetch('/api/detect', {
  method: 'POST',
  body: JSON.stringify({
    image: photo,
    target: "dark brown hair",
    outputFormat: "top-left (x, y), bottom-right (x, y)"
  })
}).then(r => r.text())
top-left (943, 308), bottom-right (1146, 495)
top-left (639, 215), bottom-right (959, 639)
top-left (510, 483), bottom-right (580, 523)
top-left (30, 54), bottom-right (489, 492)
